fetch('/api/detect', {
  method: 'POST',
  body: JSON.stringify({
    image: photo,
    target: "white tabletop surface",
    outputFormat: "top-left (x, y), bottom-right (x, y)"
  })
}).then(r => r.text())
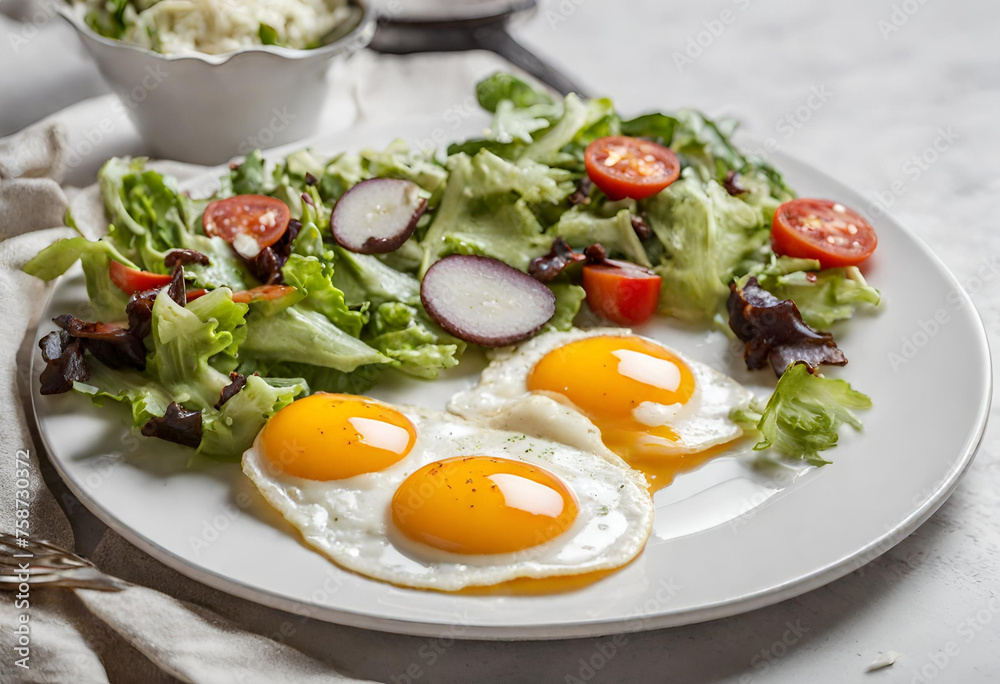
top-left (2, 1), bottom-right (998, 682)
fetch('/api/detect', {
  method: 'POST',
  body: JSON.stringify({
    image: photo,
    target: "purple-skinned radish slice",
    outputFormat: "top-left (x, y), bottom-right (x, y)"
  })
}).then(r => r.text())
top-left (421, 255), bottom-right (556, 347)
top-left (331, 178), bottom-right (427, 254)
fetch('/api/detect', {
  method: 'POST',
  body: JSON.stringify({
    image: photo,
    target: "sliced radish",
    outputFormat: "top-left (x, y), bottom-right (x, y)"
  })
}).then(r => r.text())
top-left (331, 178), bottom-right (427, 254)
top-left (421, 255), bottom-right (556, 347)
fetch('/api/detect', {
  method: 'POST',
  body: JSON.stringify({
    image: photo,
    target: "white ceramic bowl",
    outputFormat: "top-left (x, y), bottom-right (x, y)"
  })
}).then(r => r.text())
top-left (57, 1), bottom-right (375, 165)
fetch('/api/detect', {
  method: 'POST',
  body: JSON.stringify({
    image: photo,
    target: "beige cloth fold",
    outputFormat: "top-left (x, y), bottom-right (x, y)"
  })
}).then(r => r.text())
top-left (0, 121), bottom-right (369, 683)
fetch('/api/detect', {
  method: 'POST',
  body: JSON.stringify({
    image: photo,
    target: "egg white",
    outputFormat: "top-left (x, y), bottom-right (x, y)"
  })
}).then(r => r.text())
top-left (242, 402), bottom-right (653, 591)
top-left (448, 327), bottom-right (755, 457)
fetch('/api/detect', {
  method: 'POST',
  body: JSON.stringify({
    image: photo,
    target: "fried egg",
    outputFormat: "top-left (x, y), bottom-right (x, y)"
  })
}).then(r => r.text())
top-left (242, 393), bottom-right (653, 591)
top-left (448, 328), bottom-right (754, 489)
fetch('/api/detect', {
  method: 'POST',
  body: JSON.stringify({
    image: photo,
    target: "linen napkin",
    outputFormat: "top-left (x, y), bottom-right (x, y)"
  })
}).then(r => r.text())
top-left (0, 49), bottom-right (514, 683)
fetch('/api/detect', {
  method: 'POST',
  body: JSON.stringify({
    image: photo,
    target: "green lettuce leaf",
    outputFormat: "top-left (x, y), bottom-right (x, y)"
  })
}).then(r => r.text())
top-left (73, 363), bottom-right (172, 427)
top-left (365, 302), bottom-right (464, 379)
top-left (198, 374), bottom-right (302, 460)
top-left (621, 113), bottom-right (678, 145)
top-left (273, 142), bottom-right (446, 205)
top-left (360, 140), bottom-right (448, 198)
top-left (23, 237), bottom-right (133, 320)
top-left (316, 152), bottom-right (367, 202)
top-left (99, 157), bottom-right (255, 289)
top-left (419, 152), bottom-right (569, 272)
top-left (231, 149), bottom-right (267, 195)
top-left (732, 363), bottom-right (872, 465)
top-left (747, 265), bottom-right (881, 331)
top-left (645, 174), bottom-right (768, 321)
top-left (491, 100), bottom-right (560, 145)
top-left (550, 206), bottom-right (651, 267)
top-left (333, 247), bottom-right (421, 307)
top-left (475, 73), bottom-right (554, 112)
top-left (545, 283), bottom-right (586, 332)
top-left (240, 306), bottom-right (391, 373)
top-left (282, 254), bottom-right (366, 337)
top-left (148, 288), bottom-right (248, 410)
top-left (669, 110), bottom-right (795, 203)
top-left (522, 94), bottom-right (616, 166)
top-left (241, 359), bottom-right (385, 396)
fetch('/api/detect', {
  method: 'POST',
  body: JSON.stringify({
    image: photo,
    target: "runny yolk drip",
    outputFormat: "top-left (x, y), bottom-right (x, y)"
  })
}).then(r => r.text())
top-left (391, 456), bottom-right (578, 555)
top-left (527, 335), bottom-right (708, 490)
top-left (261, 393), bottom-right (416, 481)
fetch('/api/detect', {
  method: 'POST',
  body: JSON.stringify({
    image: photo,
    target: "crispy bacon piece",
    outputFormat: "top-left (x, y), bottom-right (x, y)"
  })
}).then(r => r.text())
top-left (215, 372), bottom-right (247, 410)
top-left (583, 243), bottom-right (608, 264)
top-left (630, 213), bottom-right (652, 240)
top-left (568, 177), bottom-right (593, 206)
top-left (728, 276), bottom-right (847, 377)
top-left (723, 170), bottom-right (746, 196)
top-left (164, 249), bottom-right (210, 268)
top-left (248, 247), bottom-right (283, 285)
top-left (166, 263), bottom-right (186, 307)
top-left (247, 218), bottom-right (301, 285)
top-left (125, 263), bottom-right (190, 341)
top-left (53, 314), bottom-right (146, 370)
top-left (125, 290), bottom-right (158, 341)
top-left (141, 402), bottom-right (203, 448)
top-left (528, 238), bottom-right (586, 283)
top-left (38, 331), bottom-right (89, 395)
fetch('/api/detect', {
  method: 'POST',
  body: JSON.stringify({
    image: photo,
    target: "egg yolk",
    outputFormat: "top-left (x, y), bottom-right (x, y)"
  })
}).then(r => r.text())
top-left (528, 335), bottom-right (695, 470)
top-left (391, 456), bottom-right (578, 555)
top-left (261, 393), bottom-right (416, 481)
top-left (528, 334), bottom-right (695, 443)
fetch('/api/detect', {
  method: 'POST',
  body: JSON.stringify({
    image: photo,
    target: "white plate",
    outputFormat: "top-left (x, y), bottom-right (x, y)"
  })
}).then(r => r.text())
top-left (32, 119), bottom-right (991, 639)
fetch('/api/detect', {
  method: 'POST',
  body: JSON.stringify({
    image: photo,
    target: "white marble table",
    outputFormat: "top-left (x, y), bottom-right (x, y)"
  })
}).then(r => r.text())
top-left (3, 1), bottom-right (998, 681)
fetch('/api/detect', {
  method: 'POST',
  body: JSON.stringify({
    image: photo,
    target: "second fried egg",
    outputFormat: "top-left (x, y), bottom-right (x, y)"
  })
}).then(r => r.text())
top-left (448, 328), bottom-right (754, 488)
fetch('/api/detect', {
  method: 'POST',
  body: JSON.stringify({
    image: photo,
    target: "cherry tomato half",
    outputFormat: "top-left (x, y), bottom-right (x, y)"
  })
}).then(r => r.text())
top-left (771, 198), bottom-right (877, 268)
top-left (231, 285), bottom-right (297, 304)
top-left (203, 195), bottom-right (290, 257)
top-left (584, 136), bottom-right (681, 201)
top-left (582, 259), bottom-right (662, 326)
top-left (108, 260), bottom-right (172, 295)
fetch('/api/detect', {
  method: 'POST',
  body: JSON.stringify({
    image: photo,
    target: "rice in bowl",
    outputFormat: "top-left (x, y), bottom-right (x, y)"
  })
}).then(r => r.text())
top-left (71, 0), bottom-right (356, 55)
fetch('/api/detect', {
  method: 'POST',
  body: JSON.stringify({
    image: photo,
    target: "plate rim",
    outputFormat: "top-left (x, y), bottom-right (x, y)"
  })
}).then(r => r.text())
top-left (30, 143), bottom-right (993, 640)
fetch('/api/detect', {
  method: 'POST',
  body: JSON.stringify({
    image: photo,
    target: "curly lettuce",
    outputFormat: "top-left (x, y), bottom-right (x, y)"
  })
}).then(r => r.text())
top-left (644, 173), bottom-right (768, 322)
top-left (732, 363), bottom-right (872, 465)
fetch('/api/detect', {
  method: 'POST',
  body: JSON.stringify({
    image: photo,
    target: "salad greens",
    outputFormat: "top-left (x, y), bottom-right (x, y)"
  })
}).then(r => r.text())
top-left (732, 363), bottom-right (873, 466)
top-left (25, 72), bottom-right (876, 463)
